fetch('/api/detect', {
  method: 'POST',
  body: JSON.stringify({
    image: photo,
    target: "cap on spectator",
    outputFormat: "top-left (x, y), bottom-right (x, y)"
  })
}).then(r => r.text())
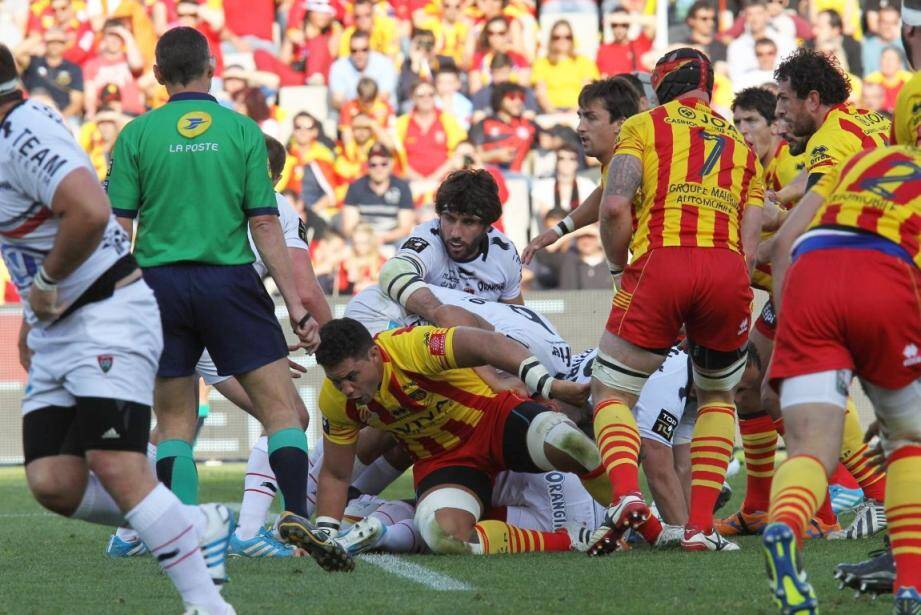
top-left (43, 28), bottom-right (68, 44)
top-left (368, 143), bottom-right (393, 159)
top-left (223, 65), bottom-right (249, 83)
top-left (905, 0), bottom-right (921, 26)
top-left (306, 0), bottom-right (336, 15)
top-left (99, 83), bottom-right (121, 105)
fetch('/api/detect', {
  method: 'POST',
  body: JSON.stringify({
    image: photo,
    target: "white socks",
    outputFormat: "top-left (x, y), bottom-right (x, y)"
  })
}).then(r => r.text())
top-left (70, 472), bottom-right (125, 526)
top-left (352, 457), bottom-right (403, 495)
top-left (371, 501), bottom-right (425, 553)
top-left (235, 436), bottom-right (276, 540)
top-left (127, 484), bottom-right (228, 613)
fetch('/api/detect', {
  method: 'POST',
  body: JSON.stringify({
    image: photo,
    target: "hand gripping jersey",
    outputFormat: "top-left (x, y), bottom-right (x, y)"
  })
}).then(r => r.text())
top-left (805, 104), bottom-right (890, 179)
top-left (395, 219), bottom-right (522, 301)
top-left (320, 325), bottom-right (497, 461)
top-left (613, 96), bottom-right (765, 261)
top-left (344, 285), bottom-right (573, 376)
top-left (0, 100), bottom-right (130, 326)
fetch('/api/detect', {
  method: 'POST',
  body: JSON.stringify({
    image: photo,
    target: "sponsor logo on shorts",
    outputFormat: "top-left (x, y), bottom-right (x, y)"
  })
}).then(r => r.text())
top-left (652, 409), bottom-right (678, 442)
top-left (835, 370), bottom-right (850, 396)
top-left (904, 343), bottom-right (921, 367)
top-left (544, 471), bottom-right (568, 530)
top-left (101, 427), bottom-right (120, 439)
top-left (97, 354), bottom-right (113, 373)
top-left (737, 318), bottom-right (749, 337)
top-left (176, 111), bottom-right (212, 138)
top-left (427, 331), bottom-right (448, 356)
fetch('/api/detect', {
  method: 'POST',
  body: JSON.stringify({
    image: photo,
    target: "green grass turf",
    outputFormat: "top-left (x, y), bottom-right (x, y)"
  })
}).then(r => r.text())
top-left (0, 463), bottom-right (889, 614)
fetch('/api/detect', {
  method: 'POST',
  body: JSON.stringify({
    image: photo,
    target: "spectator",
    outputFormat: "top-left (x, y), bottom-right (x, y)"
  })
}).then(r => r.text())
top-left (557, 225), bottom-right (610, 290)
top-left (396, 80), bottom-right (467, 198)
top-left (470, 52), bottom-right (539, 124)
top-left (862, 5), bottom-right (906, 76)
top-left (861, 80), bottom-right (888, 114)
top-left (334, 111), bottom-right (398, 188)
top-left (313, 229), bottom-right (350, 295)
top-left (727, 0), bottom-right (796, 87)
top-left (255, 2), bottom-right (335, 86)
top-left (173, 0), bottom-right (225, 76)
top-left (282, 111), bottom-right (335, 194)
top-left (435, 63), bottom-right (473, 129)
top-left (25, 0), bottom-right (96, 66)
top-left (469, 82), bottom-right (538, 173)
top-left (81, 107), bottom-right (126, 180)
top-left (219, 64), bottom-right (249, 101)
top-left (615, 72), bottom-right (656, 110)
top-left (466, 0), bottom-right (527, 62)
top-left (338, 0), bottom-right (400, 59)
top-left (532, 19), bottom-right (599, 112)
top-left (232, 87), bottom-right (280, 139)
top-left (526, 208), bottom-right (568, 289)
top-left (418, 0), bottom-right (471, 68)
top-left (83, 19), bottom-right (145, 116)
top-left (15, 27), bottom-right (84, 120)
top-left (468, 15), bottom-right (530, 93)
top-left (763, 0), bottom-right (797, 42)
top-left (286, 0), bottom-right (343, 58)
top-left (529, 143), bottom-right (596, 223)
top-left (864, 46), bottom-right (912, 113)
top-left (343, 223), bottom-right (387, 293)
top-left (329, 30), bottom-right (398, 109)
top-left (733, 38), bottom-right (778, 91)
top-left (397, 28), bottom-right (452, 110)
top-left (596, 8), bottom-right (653, 76)
top-left (341, 144), bottom-right (415, 245)
top-left (340, 76), bottom-right (395, 132)
top-left (221, 0), bottom-right (276, 54)
top-left (674, 1), bottom-right (727, 63)
top-left (811, 9), bottom-right (863, 78)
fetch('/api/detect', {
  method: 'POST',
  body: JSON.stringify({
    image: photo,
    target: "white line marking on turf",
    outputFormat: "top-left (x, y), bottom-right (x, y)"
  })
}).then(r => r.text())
top-left (360, 553), bottom-right (473, 591)
top-left (0, 512), bottom-right (53, 518)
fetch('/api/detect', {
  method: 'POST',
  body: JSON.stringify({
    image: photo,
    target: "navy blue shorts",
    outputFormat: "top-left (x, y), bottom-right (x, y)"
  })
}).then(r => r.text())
top-left (142, 263), bottom-right (287, 378)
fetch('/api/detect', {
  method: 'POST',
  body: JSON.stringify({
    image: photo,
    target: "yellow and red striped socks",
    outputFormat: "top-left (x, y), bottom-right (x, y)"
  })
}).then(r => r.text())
top-left (768, 455), bottom-right (828, 542)
top-left (687, 404), bottom-right (736, 533)
top-left (578, 464), bottom-right (612, 505)
top-left (738, 413), bottom-right (778, 512)
top-left (839, 401), bottom-right (886, 502)
top-left (885, 445), bottom-right (921, 591)
top-left (593, 399), bottom-right (640, 500)
top-left (472, 520), bottom-right (571, 554)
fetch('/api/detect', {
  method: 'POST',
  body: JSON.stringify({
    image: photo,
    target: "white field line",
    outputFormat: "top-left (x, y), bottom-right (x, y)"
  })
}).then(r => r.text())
top-left (359, 553), bottom-right (473, 591)
top-left (0, 512), bottom-right (53, 518)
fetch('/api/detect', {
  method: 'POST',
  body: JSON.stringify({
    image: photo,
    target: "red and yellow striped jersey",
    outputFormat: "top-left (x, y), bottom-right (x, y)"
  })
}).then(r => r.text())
top-left (892, 72), bottom-right (921, 147)
top-left (319, 326), bottom-right (494, 461)
top-left (809, 145), bottom-right (921, 269)
top-left (805, 104), bottom-right (890, 176)
top-left (752, 141), bottom-right (807, 291)
top-left (614, 96), bottom-right (764, 261)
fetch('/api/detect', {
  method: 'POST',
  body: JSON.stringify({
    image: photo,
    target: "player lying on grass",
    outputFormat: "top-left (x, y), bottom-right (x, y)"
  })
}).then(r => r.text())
top-left (308, 318), bottom-right (604, 565)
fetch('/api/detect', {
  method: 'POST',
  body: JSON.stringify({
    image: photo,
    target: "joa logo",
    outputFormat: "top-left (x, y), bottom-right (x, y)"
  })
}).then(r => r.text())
top-left (177, 111), bottom-right (212, 138)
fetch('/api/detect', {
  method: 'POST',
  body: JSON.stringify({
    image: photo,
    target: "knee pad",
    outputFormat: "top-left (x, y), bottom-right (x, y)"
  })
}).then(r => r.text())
top-left (779, 370), bottom-right (851, 410)
top-left (862, 378), bottom-right (921, 454)
top-left (526, 411), bottom-right (601, 472)
top-left (591, 351), bottom-right (651, 395)
top-left (413, 487), bottom-right (481, 555)
top-left (689, 343), bottom-right (748, 392)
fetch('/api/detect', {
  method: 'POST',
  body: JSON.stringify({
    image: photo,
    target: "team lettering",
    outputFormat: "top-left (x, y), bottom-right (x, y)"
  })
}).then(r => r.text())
top-left (169, 143), bottom-right (220, 153)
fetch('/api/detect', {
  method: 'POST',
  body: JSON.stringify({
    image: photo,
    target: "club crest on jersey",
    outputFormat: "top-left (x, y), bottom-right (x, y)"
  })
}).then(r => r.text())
top-left (177, 112), bottom-right (212, 138)
top-left (97, 355), bottom-right (114, 373)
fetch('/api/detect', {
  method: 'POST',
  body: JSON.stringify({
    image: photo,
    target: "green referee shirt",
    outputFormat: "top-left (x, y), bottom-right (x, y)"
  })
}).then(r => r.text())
top-left (105, 92), bottom-right (277, 267)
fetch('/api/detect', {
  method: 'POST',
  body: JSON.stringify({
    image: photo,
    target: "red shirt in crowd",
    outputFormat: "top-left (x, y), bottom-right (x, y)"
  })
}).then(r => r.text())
top-left (469, 115), bottom-right (537, 173)
top-left (596, 33), bottom-right (652, 75)
top-left (223, 0), bottom-right (275, 40)
top-left (26, 10), bottom-right (96, 66)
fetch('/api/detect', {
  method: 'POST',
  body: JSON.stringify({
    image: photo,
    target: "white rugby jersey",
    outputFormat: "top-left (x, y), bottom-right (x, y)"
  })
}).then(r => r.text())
top-left (248, 192), bottom-right (307, 278)
top-left (396, 219), bottom-right (521, 301)
top-left (345, 285), bottom-right (573, 376)
top-left (0, 100), bottom-right (129, 326)
top-left (493, 470), bottom-right (606, 531)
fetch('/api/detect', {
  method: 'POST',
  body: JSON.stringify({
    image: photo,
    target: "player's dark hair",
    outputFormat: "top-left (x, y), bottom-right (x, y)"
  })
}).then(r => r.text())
top-left (732, 86), bottom-right (777, 123)
top-left (264, 134), bottom-right (286, 180)
top-left (435, 169), bottom-right (502, 225)
top-left (0, 43), bottom-right (18, 84)
top-left (491, 81), bottom-right (525, 114)
top-left (773, 47), bottom-right (851, 105)
top-left (316, 318), bottom-right (374, 368)
top-left (155, 26), bottom-right (211, 86)
top-left (578, 77), bottom-right (640, 123)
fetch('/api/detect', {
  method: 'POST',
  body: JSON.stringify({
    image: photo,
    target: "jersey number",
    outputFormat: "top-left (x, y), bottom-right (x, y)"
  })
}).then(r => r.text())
top-left (700, 132), bottom-right (728, 176)
top-left (848, 153), bottom-right (921, 204)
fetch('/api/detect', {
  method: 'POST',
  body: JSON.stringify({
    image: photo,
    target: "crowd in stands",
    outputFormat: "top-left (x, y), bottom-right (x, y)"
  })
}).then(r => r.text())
top-left (0, 0), bottom-right (912, 301)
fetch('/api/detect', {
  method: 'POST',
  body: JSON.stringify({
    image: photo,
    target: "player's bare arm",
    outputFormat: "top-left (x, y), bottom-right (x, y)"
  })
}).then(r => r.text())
top-left (521, 186), bottom-right (602, 264)
top-left (599, 154), bottom-right (642, 275)
top-left (774, 168), bottom-right (807, 205)
top-left (290, 246), bottom-right (331, 351)
top-left (315, 436), bottom-right (357, 523)
top-left (769, 190), bottom-right (825, 312)
top-left (740, 203), bottom-right (764, 274)
top-left (404, 285), bottom-right (485, 328)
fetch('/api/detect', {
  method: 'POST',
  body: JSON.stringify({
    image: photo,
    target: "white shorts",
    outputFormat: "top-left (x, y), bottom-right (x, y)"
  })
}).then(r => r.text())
top-left (492, 471), bottom-right (605, 531)
top-left (196, 349), bottom-right (232, 386)
top-left (23, 281), bottom-right (163, 414)
top-left (635, 350), bottom-right (694, 447)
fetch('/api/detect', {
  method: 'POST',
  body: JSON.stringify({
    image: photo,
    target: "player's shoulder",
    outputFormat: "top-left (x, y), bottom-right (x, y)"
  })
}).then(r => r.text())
top-left (2, 100), bottom-right (73, 146)
top-left (485, 226), bottom-right (519, 258)
top-left (319, 377), bottom-right (348, 412)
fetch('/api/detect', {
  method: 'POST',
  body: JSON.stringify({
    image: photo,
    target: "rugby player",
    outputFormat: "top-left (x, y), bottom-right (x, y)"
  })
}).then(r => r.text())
top-left (760, 86), bottom-right (921, 614)
top-left (0, 45), bottom-right (234, 614)
top-left (521, 77), bottom-right (641, 264)
top-left (588, 48), bottom-right (763, 554)
top-left (310, 318), bottom-right (597, 561)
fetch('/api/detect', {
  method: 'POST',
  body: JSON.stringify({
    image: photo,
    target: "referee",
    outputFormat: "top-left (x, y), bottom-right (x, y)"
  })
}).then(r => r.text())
top-left (106, 27), bottom-right (350, 570)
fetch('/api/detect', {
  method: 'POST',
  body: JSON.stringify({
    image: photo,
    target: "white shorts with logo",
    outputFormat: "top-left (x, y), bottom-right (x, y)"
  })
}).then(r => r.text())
top-left (196, 349), bottom-right (232, 386)
top-left (23, 281), bottom-right (163, 414)
top-left (492, 470), bottom-right (606, 531)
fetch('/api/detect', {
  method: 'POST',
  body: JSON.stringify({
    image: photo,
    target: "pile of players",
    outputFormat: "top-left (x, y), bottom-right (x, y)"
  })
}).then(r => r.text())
top-left (5, 8), bottom-right (921, 615)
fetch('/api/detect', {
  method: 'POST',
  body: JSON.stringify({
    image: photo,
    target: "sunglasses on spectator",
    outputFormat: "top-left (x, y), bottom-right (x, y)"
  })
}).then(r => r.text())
top-left (611, 23), bottom-right (629, 29)
top-left (504, 92), bottom-right (525, 101)
top-left (552, 33), bottom-right (573, 40)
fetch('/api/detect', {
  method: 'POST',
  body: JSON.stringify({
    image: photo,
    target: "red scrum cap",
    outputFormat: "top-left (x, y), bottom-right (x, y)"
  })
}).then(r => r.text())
top-left (650, 47), bottom-right (714, 104)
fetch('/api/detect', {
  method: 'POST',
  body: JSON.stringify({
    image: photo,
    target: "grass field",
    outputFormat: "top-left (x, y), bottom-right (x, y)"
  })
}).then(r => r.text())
top-left (0, 463), bottom-right (890, 614)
